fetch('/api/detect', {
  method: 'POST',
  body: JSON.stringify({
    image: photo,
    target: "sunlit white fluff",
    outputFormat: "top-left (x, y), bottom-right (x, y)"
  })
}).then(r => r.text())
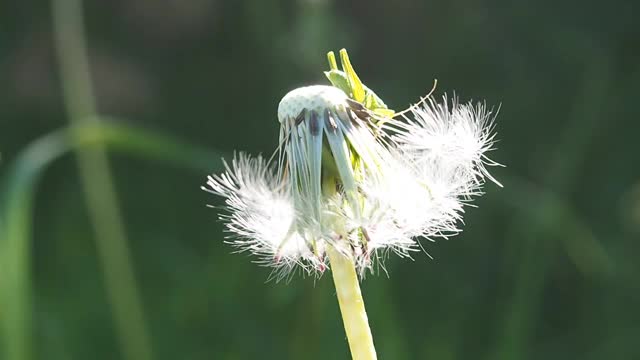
top-left (390, 96), bottom-right (503, 190)
top-left (202, 155), bottom-right (325, 279)
top-left (203, 86), bottom-right (501, 278)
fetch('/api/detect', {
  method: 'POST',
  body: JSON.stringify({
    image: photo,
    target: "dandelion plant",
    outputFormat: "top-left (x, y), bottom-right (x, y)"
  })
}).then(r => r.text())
top-left (202, 49), bottom-right (501, 359)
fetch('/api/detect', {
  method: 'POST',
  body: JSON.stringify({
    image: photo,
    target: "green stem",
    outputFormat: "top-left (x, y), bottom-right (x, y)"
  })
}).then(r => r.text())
top-left (327, 246), bottom-right (377, 360)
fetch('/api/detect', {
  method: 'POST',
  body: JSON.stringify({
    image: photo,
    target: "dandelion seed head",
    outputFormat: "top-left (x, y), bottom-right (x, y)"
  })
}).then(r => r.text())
top-left (203, 60), bottom-right (502, 279)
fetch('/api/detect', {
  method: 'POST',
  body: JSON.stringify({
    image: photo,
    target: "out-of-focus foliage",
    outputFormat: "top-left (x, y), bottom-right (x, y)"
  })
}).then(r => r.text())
top-left (1, 0), bottom-right (639, 359)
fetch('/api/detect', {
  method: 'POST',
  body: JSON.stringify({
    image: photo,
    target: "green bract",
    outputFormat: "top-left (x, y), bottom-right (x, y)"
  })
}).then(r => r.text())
top-left (324, 49), bottom-right (396, 119)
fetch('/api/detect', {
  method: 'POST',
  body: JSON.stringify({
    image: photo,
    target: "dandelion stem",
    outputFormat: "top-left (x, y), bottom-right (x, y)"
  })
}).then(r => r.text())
top-left (327, 246), bottom-right (377, 360)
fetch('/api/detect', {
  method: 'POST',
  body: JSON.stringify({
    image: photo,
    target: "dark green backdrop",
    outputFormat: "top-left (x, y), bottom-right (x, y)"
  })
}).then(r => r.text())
top-left (1, 0), bottom-right (639, 359)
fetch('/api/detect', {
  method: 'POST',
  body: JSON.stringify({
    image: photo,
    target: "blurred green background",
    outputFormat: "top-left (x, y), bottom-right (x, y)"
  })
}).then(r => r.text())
top-left (1, 0), bottom-right (639, 359)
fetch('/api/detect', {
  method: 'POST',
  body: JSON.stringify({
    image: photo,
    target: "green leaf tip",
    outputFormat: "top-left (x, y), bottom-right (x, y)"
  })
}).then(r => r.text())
top-left (339, 49), bottom-right (365, 102)
top-left (324, 49), bottom-right (395, 118)
top-left (327, 51), bottom-right (338, 71)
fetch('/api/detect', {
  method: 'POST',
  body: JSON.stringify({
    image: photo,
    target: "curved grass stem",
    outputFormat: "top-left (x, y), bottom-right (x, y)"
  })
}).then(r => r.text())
top-left (0, 121), bottom-right (221, 360)
top-left (51, 0), bottom-right (154, 358)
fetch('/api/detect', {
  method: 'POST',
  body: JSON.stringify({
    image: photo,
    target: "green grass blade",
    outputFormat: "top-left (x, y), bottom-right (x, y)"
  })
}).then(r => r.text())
top-left (0, 121), bottom-right (223, 360)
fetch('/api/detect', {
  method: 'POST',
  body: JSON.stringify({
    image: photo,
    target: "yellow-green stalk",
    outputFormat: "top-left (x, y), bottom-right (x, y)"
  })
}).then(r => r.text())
top-left (322, 169), bottom-right (377, 360)
top-left (327, 246), bottom-right (377, 360)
